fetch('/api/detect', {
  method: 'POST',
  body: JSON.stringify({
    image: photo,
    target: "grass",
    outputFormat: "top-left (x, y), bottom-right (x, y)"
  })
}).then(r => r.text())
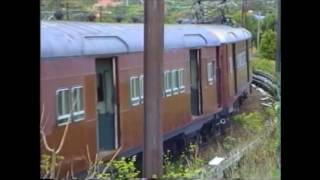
top-left (251, 57), bottom-right (276, 77)
top-left (225, 104), bottom-right (280, 180)
top-left (227, 130), bottom-right (280, 180)
top-left (162, 143), bottom-right (206, 179)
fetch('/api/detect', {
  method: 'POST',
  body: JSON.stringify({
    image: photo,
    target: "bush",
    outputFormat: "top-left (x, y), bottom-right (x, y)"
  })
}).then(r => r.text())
top-left (251, 57), bottom-right (275, 77)
top-left (231, 112), bottom-right (264, 134)
top-left (163, 143), bottom-right (205, 178)
top-left (87, 155), bottom-right (140, 179)
top-left (260, 29), bottom-right (276, 59)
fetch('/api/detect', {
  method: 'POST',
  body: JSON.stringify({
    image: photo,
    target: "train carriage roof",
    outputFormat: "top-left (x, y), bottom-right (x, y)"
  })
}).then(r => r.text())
top-left (41, 21), bottom-right (251, 58)
top-left (200, 25), bottom-right (252, 44)
top-left (41, 21), bottom-right (222, 58)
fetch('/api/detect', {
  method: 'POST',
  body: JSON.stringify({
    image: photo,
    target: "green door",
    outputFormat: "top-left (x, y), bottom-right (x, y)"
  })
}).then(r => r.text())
top-left (96, 59), bottom-right (117, 151)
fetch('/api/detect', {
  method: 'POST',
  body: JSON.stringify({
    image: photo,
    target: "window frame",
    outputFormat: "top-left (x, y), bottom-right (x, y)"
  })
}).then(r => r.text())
top-left (178, 68), bottom-right (185, 93)
top-left (164, 70), bottom-right (172, 97)
top-left (236, 51), bottom-right (247, 69)
top-left (229, 56), bottom-right (233, 74)
top-left (71, 86), bottom-right (85, 122)
top-left (56, 88), bottom-right (71, 126)
top-left (140, 75), bottom-right (144, 103)
top-left (172, 69), bottom-right (179, 95)
top-left (130, 76), bottom-right (140, 106)
top-left (207, 62), bottom-right (214, 85)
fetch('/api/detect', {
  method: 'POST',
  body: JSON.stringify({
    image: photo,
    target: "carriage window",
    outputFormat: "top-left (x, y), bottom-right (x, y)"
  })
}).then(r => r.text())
top-left (130, 76), bottom-right (140, 106)
top-left (162, 72), bottom-right (165, 97)
top-left (72, 86), bottom-right (84, 121)
top-left (207, 62), bottom-right (214, 85)
top-left (229, 57), bottom-right (233, 74)
top-left (172, 69), bottom-right (179, 95)
top-left (164, 71), bottom-right (172, 96)
top-left (242, 51), bottom-right (247, 66)
top-left (140, 75), bottom-right (144, 102)
top-left (213, 62), bottom-right (216, 81)
top-left (56, 88), bottom-right (71, 125)
top-left (178, 68), bottom-right (185, 92)
top-left (236, 51), bottom-right (247, 69)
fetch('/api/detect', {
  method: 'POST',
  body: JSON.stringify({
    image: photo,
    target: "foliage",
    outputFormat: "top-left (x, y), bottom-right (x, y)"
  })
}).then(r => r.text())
top-left (229, 131), bottom-right (280, 179)
top-left (223, 136), bottom-right (238, 152)
top-left (262, 12), bottom-right (276, 32)
top-left (41, 153), bottom-right (139, 179)
top-left (109, 156), bottom-right (140, 179)
top-left (101, 3), bottom-right (143, 23)
top-left (86, 155), bottom-right (140, 180)
top-left (231, 11), bottom-right (258, 45)
top-left (231, 112), bottom-right (264, 134)
top-left (162, 143), bottom-right (205, 179)
top-left (227, 105), bottom-right (280, 179)
top-left (40, 154), bottom-right (64, 178)
top-left (260, 29), bottom-right (276, 59)
top-left (41, 0), bottom-right (96, 11)
top-left (274, 101), bottom-right (281, 169)
top-left (251, 57), bottom-right (275, 77)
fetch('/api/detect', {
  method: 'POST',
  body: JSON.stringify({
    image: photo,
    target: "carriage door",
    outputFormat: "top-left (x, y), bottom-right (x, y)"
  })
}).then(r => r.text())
top-left (96, 58), bottom-right (118, 151)
top-left (190, 49), bottom-right (203, 116)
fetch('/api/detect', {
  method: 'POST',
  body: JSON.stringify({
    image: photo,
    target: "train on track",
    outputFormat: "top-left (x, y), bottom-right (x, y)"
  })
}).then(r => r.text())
top-left (40, 21), bottom-right (252, 176)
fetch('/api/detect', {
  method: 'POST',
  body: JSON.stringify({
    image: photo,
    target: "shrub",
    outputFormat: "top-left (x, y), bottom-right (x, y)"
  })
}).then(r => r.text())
top-left (162, 143), bottom-right (205, 179)
top-left (260, 29), bottom-right (276, 59)
top-left (231, 112), bottom-right (264, 134)
top-left (251, 57), bottom-right (276, 77)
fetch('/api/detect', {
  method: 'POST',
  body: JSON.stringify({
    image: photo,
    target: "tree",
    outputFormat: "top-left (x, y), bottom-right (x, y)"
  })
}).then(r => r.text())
top-left (231, 11), bottom-right (257, 47)
top-left (261, 12), bottom-right (276, 32)
top-left (260, 29), bottom-right (276, 59)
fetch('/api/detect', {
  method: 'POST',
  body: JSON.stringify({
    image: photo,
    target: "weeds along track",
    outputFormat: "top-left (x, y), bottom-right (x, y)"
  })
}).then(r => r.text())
top-left (196, 75), bottom-right (277, 179)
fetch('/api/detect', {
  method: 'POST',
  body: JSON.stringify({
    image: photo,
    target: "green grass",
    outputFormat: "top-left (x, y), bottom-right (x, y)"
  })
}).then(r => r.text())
top-left (251, 57), bottom-right (276, 77)
top-left (227, 106), bottom-right (280, 180)
top-left (231, 112), bottom-right (264, 134)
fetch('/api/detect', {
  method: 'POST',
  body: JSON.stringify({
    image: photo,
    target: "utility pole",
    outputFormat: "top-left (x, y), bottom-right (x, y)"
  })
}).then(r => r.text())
top-left (143, 0), bottom-right (164, 178)
top-left (257, 11), bottom-right (261, 51)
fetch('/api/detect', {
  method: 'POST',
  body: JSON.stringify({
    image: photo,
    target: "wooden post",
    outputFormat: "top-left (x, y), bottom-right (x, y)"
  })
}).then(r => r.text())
top-left (143, 0), bottom-right (164, 178)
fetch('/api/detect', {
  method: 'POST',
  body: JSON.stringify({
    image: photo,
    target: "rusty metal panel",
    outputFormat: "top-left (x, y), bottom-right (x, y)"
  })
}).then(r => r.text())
top-left (41, 58), bottom-right (97, 176)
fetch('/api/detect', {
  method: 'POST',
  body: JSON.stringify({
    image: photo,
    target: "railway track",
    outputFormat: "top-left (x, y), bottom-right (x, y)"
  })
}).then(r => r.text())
top-left (252, 70), bottom-right (277, 98)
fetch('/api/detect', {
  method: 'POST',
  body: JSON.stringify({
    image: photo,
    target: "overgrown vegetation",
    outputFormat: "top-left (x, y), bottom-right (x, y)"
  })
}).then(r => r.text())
top-left (86, 155), bottom-right (140, 179)
top-left (260, 29), bottom-right (276, 59)
top-left (252, 57), bottom-right (276, 77)
top-left (40, 152), bottom-right (140, 179)
top-left (226, 130), bottom-right (280, 179)
top-left (162, 143), bottom-right (205, 179)
top-left (225, 104), bottom-right (279, 180)
top-left (40, 154), bottom-right (64, 179)
top-left (231, 112), bottom-right (264, 134)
